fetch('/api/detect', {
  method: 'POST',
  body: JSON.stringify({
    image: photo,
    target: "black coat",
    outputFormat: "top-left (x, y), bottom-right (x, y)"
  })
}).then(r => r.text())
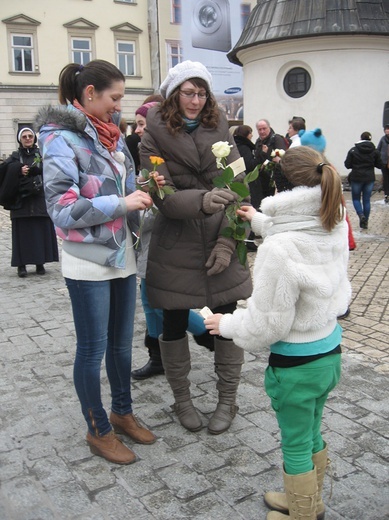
top-left (0, 146), bottom-right (49, 218)
top-left (234, 135), bottom-right (263, 209)
top-left (344, 140), bottom-right (383, 184)
top-left (233, 135), bottom-right (258, 173)
top-left (254, 129), bottom-right (289, 200)
top-left (254, 129), bottom-right (288, 163)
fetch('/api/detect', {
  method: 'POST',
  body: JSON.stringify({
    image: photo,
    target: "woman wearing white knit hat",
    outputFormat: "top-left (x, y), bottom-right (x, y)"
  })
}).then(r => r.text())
top-left (140, 60), bottom-right (252, 435)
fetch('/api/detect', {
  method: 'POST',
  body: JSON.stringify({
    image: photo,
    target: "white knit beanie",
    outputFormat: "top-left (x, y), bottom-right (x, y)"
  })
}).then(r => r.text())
top-left (17, 127), bottom-right (35, 144)
top-left (159, 60), bottom-right (213, 99)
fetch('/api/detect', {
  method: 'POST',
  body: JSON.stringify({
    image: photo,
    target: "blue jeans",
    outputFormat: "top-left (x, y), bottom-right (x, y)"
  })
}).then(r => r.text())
top-left (65, 275), bottom-right (137, 436)
top-left (140, 279), bottom-right (207, 338)
top-left (351, 181), bottom-right (374, 219)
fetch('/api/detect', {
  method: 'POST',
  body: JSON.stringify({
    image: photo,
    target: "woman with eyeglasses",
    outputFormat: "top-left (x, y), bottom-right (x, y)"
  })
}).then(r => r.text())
top-left (140, 60), bottom-right (252, 435)
top-left (0, 127), bottom-right (59, 277)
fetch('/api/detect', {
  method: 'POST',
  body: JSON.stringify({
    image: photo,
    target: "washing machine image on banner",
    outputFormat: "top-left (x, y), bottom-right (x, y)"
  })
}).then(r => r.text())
top-left (191, 0), bottom-right (232, 52)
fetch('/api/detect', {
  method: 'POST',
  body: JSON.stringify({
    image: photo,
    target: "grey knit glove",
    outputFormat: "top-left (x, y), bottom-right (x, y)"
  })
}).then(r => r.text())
top-left (205, 236), bottom-right (236, 276)
top-left (202, 188), bottom-right (239, 214)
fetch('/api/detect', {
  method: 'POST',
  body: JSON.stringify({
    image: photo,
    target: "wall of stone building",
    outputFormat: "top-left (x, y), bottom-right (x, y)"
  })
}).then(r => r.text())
top-left (238, 34), bottom-right (388, 174)
top-left (0, 88), bottom-right (152, 159)
top-left (0, 0), bottom-right (154, 158)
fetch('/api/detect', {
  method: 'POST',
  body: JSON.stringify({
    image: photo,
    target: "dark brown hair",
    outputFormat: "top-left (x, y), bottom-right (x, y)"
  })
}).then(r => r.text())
top-left (233, 125), bottom-right (253, 138)
top-left (58, 59), bottom-right (125, 105)
top-left (143, 94), bottom-right (164, 104)
top-left (281, 146), bottom-right (344, 231)
top-left (289, 117), bottom-right (306, 132)
top-left (159, 78), bottom-right (219, 135)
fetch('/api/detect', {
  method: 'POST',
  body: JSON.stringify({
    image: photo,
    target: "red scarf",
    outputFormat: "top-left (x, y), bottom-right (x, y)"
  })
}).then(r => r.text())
top-left (73, 100), bottom-right (121, 152)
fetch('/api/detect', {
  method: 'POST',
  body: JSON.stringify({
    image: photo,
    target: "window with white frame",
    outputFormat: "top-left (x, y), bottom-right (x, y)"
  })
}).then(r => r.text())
top-left (71, 37), bottom-right (92, 65)
top-left (171, 0), bottom-right (181, 24)
top-left (12, 33), bottom-right (34, 72)
top-left (3, 15), bottom-right (40, 74)
top-left (117, 40), bottom-right (136, 76)
top-left (167, 40), bottom-right (183, 69)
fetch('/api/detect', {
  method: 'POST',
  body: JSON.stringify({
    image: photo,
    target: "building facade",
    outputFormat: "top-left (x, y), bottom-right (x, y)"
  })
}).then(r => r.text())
top-left (0, 0), bottom-right (154, 158)
top-left (0, 0), bottom-right (256, 158)
top-left (228, 0), bottom-right (389, 173)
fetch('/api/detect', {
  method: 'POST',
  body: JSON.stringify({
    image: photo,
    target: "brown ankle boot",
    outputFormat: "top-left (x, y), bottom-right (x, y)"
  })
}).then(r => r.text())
top-left (86, 430), bottom-right (137, 464)
top-left (110, 412), bottom-right (157, 444)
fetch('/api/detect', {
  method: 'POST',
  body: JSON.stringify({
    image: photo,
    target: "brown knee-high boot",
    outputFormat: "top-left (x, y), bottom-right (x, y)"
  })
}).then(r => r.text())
top-left (208, 337), bottom-right (244, 435)
top-left (267, 467), bottom-right (318, 520)
top-left (264, 443), bottom-right (329, 520)
top-left (158, 334), bottom-right (203, 432)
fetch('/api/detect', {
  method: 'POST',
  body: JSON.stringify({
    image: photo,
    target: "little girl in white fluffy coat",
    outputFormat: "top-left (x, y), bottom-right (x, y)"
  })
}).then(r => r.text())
top-left (205, 145), bottom-right (352, 520)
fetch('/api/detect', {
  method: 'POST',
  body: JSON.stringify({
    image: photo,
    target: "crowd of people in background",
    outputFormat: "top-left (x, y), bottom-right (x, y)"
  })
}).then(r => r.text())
top-left (0, 56), bottom-right (387, 520)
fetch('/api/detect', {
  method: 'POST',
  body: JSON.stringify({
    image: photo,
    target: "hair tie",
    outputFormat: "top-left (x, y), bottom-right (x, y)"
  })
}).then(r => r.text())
top-left (75, 64), bottom-right (84, 76)
top-left (316, 162), bottom-right (327, 174)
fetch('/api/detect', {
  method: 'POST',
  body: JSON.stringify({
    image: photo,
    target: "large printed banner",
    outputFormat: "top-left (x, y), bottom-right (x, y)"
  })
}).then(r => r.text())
top-left (180, 0), bottom-right (245, 120)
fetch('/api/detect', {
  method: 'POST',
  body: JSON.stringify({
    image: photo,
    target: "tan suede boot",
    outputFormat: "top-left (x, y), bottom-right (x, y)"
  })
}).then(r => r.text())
top-left (86, 430), bottom-right (137, 464)
top-left (267, 468), bottom-right (317, 520)
top-left (110, 412), bottom-right (157, 444)
top-left (208, 337), bottom-right (244, 435)
top-left (159, 334), bottom-right (203, 432)
top-left (312, 444), bottom-right (329, 518)
top-left (264, 444), bottom-right (328, 520)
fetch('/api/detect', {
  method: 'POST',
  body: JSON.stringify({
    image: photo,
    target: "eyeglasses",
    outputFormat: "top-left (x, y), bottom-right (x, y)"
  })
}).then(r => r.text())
top-left (179, 90), bottom-right (208, 100)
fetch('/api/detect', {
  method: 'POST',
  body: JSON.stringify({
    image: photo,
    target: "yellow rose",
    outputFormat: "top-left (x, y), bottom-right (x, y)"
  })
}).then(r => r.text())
top-left (150, 156), bottom-right (165, 166)
top-left (211, 141), bottom-right (232, 159)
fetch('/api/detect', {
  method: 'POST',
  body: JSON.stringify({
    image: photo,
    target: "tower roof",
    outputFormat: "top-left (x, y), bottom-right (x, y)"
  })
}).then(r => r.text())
top-left (228, 0), bottom-right (389, 65)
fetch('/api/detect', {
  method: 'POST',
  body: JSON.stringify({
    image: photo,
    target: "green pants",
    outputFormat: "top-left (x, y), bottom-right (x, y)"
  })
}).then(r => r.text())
top-left (265, 354), bottom-right (341, 475)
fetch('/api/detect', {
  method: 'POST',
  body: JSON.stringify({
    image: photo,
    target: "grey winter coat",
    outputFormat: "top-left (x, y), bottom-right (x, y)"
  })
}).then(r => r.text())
top-left (140, 107), bottom-right (253, 310)
top-left (35, 104), bottom-right (139, 269)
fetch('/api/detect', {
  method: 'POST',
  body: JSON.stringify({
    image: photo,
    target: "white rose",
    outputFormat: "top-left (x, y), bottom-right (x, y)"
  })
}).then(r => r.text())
top-left (212, 141), bottom-right (232, 159)
top-left (271, 149), bottom-right (285, 158)
top-left (216, 158), bottom-right (223, 169)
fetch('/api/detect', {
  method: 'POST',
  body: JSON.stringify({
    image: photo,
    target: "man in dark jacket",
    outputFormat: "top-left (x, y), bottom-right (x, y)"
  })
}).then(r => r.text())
top-left (254, 119), bottom-right (289, 200)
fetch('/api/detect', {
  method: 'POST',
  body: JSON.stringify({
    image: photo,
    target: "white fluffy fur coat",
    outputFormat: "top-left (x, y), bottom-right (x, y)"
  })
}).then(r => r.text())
top-left (219, 186), bottom-right (352, 352)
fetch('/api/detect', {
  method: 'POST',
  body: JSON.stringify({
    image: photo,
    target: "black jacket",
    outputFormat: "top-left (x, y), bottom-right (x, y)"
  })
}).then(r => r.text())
top-left (233, 135), bottom-right (258, 173)
top-left (344, 140), bottom-right (383, 183)
top-left (254, 129), bottom-right (288, 163)
top-left (0, 145), bottom-right (49, 218)
top-left (254, 129), bottom-right (289, 201)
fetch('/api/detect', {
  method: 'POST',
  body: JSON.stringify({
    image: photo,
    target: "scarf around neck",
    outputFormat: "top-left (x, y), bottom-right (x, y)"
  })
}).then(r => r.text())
top-left (73, 100), bottom-right (121, 152)
top-left (183, 117), bottom-right (200, 133)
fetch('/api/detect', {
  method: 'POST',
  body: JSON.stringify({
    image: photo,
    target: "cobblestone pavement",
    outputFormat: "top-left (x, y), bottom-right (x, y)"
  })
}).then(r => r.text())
top-left (0, 192), bottom-right (388, 520)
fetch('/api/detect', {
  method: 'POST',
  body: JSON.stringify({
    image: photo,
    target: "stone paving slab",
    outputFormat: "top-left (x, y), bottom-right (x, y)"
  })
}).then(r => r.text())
top-left (0, 192), bottom-right (388, 519)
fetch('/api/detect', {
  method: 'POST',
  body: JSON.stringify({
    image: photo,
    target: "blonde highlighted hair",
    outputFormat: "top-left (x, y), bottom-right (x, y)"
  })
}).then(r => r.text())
top-left (281, 146), bottom-right (344, 231)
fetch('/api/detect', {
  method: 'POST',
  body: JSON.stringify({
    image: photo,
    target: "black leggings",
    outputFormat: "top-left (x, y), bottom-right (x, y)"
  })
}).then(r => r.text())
top-left (163, 302), bottom-right (237, 341)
